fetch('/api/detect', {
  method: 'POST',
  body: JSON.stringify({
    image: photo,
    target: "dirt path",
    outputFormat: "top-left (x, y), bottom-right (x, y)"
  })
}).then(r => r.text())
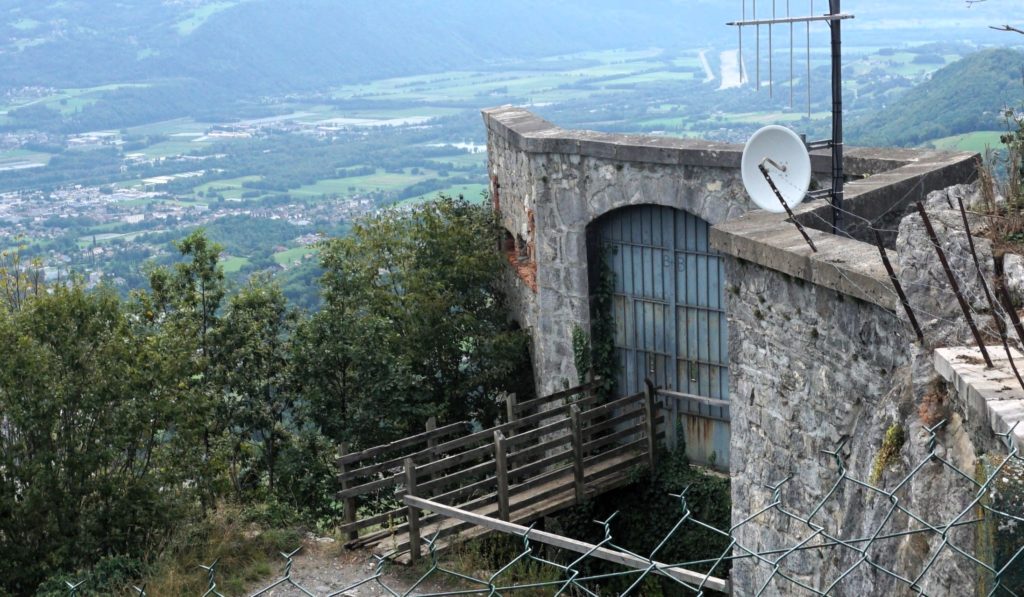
top-left (245, 535), bottom-right (462, 597)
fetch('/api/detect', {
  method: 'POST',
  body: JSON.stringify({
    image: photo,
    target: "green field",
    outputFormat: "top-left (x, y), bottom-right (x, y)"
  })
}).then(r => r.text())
top-left (273, 246), bottom-right (318, 266)
top-left (175, 1), bottom-right (242, 35)
top-left (0, 149), bottom-right (51, 167)
top-left (291, 169), bottom-right (435, 197)
top-left (140, 138), bottom-right (213, 159)
top-left (221, 255), bottom-right (250, 273)
top-left (928, 131), bottom-right (1004, 154)
top-left (193, 175), bottom-right (264, 200)
top-left (399, 183), bottom-right (488, 206)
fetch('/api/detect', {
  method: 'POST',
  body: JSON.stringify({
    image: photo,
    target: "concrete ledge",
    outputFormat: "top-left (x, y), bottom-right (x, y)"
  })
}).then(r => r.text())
top-left (484, 105), bottom-right (977, 311)
top-left (483, 105), bottom-right (975, 176)
top-left (709, 207), bottom-right (899, 309)
top-left (935, 346), bottom-right (1024, 454)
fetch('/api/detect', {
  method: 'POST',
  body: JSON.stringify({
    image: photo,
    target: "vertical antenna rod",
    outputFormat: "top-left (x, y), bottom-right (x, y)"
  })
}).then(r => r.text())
top-left (789, 0), bottom-right (794, 108)
top-left (755, 0), bottom-right (760, 90)
top-left (807, 0), bottom-right (812, 117)
top-left (829, 0), bottom-right (843, 233)
top-left (769, 0), bottom-right (775, 98)
top-left (740, 0), bottom-right (745, 87)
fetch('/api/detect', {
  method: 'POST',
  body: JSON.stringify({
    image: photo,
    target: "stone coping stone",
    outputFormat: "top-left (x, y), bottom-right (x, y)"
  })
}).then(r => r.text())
top-left (483, 105), bottom-right (978, 310)
top-left (482, 105), bottom-right (974, 175)
top-left (935, 346), bottom-right (1024, 454)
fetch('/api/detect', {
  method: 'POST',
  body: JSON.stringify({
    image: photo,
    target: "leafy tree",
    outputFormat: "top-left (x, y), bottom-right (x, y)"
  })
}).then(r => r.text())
top-left (295, 196), bottom-right (532, 447)
top-left (0, 283), bottom-right (195, 594)
top-left (211, 277), bottom-right (296, 496)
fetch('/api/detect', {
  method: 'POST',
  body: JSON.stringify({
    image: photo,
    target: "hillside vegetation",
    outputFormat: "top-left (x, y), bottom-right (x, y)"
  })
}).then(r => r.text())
top-left (849, 48), bottom-right (1024, 147)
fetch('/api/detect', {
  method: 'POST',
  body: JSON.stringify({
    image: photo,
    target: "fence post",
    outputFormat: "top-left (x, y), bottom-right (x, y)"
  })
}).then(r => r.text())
top-left (339, 442), bottom-right (357, 541)
top-left (493, 431), bottom-right (510, 521)
top-left (643, 379), bottom-right (658, 474)
top-left (505, 393), bottom-right (518, 429)
top-left (665, 393), bottom-right (679, 453)
top-left (425, 416), bottom-right (438, 450)
top-left (404, 458), bottom-right (421, 564)
top-left (570, 405), bottom-right (586, 504)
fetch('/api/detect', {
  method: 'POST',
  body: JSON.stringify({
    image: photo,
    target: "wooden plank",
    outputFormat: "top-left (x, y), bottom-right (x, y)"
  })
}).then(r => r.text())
top-left (583, 423), bottom-right (645, 454)
top-left (513, 379), bottom-right (603, 414)
top-left (570, 405), bottom-right (585, 504)
top-left (404, 459), bottom-right (421, 564)
top-left (416, 458), bottom-right (495, 497)
top-left (505, 416), bottom-right (571, 450)
top-left (337, 507), bottom-right (404, 536)
top-left (494, 431), bottom-right (510, 522)
top-left (579, 392), bottom-right (644, 421)
top-left (403, 496), bottom-right (730, 593)
top-left (506, 435), bottom-right (573, 470)
top-left (581, 405), bottom-right (645, 441)
top-left (416, 443), bottom-right (493, 477)
top-left (381, 450), bottom-right (644, 556)
top-left (644, 380), bottom-right (658, 472)
top-left (337, 472), bottom-right (402, 499)
top-left (339, 442), bottom-right (357, 541)
top-left (657, 389), bottom-right (730, 409)
top-left (336, 421), bottom-right (470, 466)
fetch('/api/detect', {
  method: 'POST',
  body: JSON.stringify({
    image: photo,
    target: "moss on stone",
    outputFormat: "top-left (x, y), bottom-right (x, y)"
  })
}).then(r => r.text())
top-left (870, 424), bottom-right (906, 485)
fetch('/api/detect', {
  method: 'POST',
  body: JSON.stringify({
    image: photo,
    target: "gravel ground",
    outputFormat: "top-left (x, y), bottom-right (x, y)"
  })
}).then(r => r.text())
top-left (244, 535), bottom-right (463, 597)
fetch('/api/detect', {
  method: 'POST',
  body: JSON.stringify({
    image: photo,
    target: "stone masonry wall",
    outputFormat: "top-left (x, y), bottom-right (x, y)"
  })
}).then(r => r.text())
top-left (726, 258), bottom-right (982, 595)
top-left (483, 106), bottom-right (993, 594)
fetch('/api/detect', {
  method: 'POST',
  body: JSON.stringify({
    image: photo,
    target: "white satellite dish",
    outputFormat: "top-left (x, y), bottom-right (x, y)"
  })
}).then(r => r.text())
top-left (740, 125), bottom-right (812, 214)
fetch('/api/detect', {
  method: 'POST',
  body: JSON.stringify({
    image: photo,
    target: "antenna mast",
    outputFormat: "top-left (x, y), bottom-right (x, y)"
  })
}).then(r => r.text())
top-left (728, 1), bottom-right (853, 234)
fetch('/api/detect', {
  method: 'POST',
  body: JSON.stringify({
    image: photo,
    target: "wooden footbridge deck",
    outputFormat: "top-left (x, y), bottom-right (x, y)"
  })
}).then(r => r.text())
top-left (336, 380), bottom-right (668, 563)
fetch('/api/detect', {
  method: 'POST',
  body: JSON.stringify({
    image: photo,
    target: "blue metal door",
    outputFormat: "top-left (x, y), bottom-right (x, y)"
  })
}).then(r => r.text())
top-left (598, 205), bottom-right (729, 401)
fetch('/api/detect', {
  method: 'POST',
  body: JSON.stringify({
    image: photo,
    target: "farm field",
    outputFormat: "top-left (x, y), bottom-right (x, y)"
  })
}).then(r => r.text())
top-left (193, 176), bottom-right (264, 200)
top-left (400, 183), bottom-right (488, 206)
top-left (290, 169), bottom-right (436, 198)
top-left (273, 246), bottom-right (317, 266)
top-left (927, 131), bottom-right (1004, 154)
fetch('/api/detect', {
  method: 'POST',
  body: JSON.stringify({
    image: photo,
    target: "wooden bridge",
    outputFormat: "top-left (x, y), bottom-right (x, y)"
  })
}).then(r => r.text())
top-left (336, 380), bottom-right (727, 564)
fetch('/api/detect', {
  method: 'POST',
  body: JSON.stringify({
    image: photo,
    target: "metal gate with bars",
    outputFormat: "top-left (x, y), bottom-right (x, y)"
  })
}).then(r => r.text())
top-left (595, 204), bottom-right (730, 468)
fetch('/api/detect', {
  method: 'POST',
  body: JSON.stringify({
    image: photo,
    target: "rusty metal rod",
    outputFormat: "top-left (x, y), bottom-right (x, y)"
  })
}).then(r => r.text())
top-left (993, 255), bottom-right (1024, 352)
top-left (916, 201), bottom-right (994, 367)
top-left (873, 229), bottom-right (924, 343)
top-left (957, 197), bottom-right (1024, 390)
top-left (759, 164), bottom-right (818, 252)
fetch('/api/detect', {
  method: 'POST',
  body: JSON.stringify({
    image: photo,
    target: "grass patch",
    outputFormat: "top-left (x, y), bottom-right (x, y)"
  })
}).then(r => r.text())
top-left (194, 175), bottom-right (264, 200)
top-left (142, 508), bottom-right (302, 596)
top-left (399, 183), bottom-right (488, 206)
top-left (175, 1), bottom-right (241, 35)
top-left (221, 256), bottom-right (250, 273)
top-left (291, 169), bottom-right (435, 197)
top-left (273, 247), bottom-right (317, 266)
top-left (927, 131), bottom-right (1005, 154)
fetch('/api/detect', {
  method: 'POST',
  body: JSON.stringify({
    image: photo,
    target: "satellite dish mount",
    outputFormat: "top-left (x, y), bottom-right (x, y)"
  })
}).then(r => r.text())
top-left (741, 124), bottom-right (818, 251)
top-left (728, 1), bottom-right (854, 234)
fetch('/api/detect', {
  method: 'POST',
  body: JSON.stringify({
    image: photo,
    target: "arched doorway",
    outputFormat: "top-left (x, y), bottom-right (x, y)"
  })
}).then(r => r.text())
top-left (591, 205), bottom-right (729, 401)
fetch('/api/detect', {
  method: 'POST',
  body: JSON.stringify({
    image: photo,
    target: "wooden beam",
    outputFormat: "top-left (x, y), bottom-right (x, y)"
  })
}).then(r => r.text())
top-left (402, 495), bottom-right (730, 593)
top-left (404, 458), bottom-right (421, 564)
top-left (494, 431), bottom-right (510, 521)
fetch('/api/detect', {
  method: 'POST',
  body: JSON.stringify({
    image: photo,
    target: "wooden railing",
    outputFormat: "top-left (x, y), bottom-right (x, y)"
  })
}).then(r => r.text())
top-left (336, 380), bottom-right (607, 543)
top-left (336, 380), bottom-right (665, 558)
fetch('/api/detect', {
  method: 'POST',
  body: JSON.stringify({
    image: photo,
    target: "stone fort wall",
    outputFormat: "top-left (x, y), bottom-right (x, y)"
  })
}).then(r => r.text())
top-left (482, 107), bottom-right (1018, 594)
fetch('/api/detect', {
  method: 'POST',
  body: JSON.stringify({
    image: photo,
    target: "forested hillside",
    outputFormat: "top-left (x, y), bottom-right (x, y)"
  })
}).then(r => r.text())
top-left (1, 1), bottom-right (732, 91)
top-left (849, 48), bottom-right (1024, 147)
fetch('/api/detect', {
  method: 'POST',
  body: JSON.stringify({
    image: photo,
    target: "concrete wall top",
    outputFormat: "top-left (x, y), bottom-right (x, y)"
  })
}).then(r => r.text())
top-left (483, 105), bottom-right (975, 176)
top-left (483, 105), bottom-right (978, 312)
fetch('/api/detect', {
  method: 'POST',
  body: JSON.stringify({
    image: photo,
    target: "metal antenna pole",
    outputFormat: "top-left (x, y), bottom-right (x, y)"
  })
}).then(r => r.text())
top-left (807, 0), bottom-right (812, 117)
top-left (789, 0), bottom-right (794, 108)
top-left (740, 0), bottom-right (745, 86)
top-left (755, 0), bottom-right (760, 90)
top-left (830, 0), bottom-right (843, 233)
top-left (769, 0), bottom-right (775, 98)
